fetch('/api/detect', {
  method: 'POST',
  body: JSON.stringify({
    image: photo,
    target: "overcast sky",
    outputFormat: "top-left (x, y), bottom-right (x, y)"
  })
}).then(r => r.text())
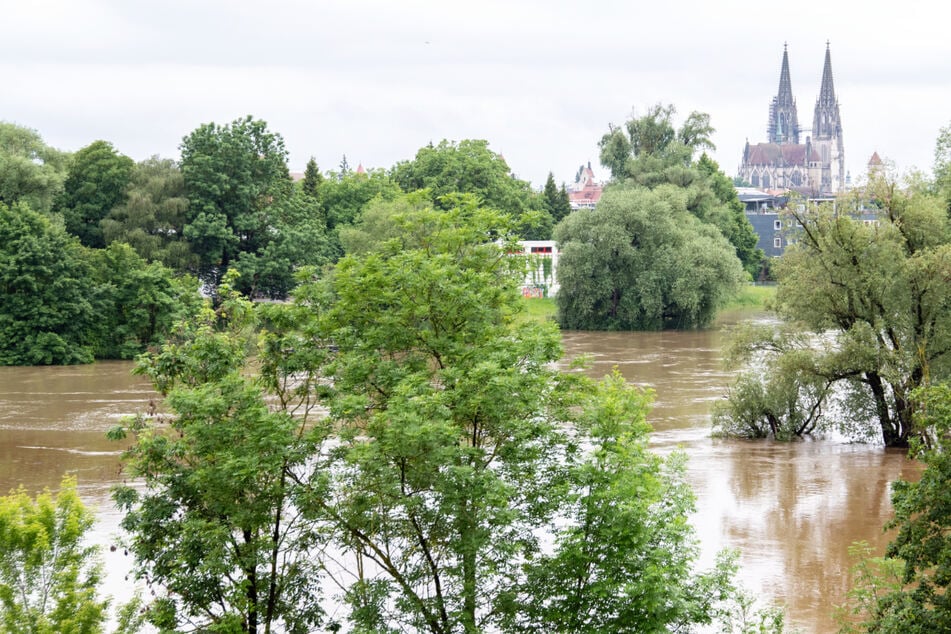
top-left (2, 0), bottom-right (947, 188)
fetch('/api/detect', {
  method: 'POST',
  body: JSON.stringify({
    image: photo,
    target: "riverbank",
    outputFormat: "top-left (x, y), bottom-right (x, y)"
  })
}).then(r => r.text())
top-left (520, 284), bottom-right (776, 326)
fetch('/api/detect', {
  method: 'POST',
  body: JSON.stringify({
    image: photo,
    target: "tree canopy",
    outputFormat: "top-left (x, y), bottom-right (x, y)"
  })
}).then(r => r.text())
top-left (57, 140), bottom-right (134, 248)
top-left (555, 184), bottom-right (746, 330)
top-left (0, 122), bottom-right (69, 214)
top-left (598, 104), bottom-right (762, 276)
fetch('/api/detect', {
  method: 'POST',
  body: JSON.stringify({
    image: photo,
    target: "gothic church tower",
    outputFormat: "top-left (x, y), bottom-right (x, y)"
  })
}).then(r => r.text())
top-left (811, 43), bottom-right (845, 192)
top-left (768, 44), bottom-right (800, 144)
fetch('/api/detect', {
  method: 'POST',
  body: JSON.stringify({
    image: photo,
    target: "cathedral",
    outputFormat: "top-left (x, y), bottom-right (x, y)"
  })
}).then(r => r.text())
top-left (737, 43), bottom-right (845, 194)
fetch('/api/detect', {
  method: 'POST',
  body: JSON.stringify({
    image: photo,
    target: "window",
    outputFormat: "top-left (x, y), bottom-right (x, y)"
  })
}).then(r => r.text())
top-left (774, 219), bottom-right (782, 230)
top-left (530, 246), bottom-right (553, 254)
top-left (773, 237), bottom-right (782, 248)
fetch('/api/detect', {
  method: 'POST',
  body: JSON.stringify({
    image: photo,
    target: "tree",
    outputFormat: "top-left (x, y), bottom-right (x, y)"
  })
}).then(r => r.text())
top-left (179, 115), bottom-right (293, 288)
top-left (765, 182), bottom-right (951, 447)
top-left (598, 105), bottom-right (763, 276)
top-left (0, 476), bottom-right (108, 634)
top-left (844, 384), bottom-right (951, 631)
top-left (934, 121), bottom-right (951, 214)
top-left (554, 184), bottom-right (746, 330)
top-left (0, 202), bottom-right (96, 365)
top-left (542, 171), bottom-right (571, 224)
top-left (57, 140), bottom-right (134, 248)
top-left (280, 199), bottom-right (738, 632)
top-left (110, 278), bottom-right (327, 633)
top-left (300, 156), bottom-right (323, 199)
top-left (100, 156), bottom-right (197, 272)
top-left (0, 122), bottom-right (69, 214)
top-left (391, 139), bottom-right (552, 239)
top-left (86, 242), bottom-right (199, 359)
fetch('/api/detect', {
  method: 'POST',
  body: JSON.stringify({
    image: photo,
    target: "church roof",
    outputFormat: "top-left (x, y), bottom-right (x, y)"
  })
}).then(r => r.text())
top-left (744, 142), bottom-right (819, 166)
top-left (868, 151), bottom-right (883, 165)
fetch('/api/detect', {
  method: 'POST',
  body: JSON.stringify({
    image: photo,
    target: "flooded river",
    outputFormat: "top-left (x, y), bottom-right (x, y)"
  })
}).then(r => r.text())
top-left (0, 309), bottom-right (917, 632)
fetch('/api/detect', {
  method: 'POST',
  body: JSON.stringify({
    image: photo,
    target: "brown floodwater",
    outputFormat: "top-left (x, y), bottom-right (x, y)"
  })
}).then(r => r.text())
top-left (0, 310), bottom-right (919, 632)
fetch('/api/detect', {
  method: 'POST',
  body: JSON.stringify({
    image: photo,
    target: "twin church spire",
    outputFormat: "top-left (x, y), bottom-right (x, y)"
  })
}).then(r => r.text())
top-left (768, 43), bottom-right (800, 144)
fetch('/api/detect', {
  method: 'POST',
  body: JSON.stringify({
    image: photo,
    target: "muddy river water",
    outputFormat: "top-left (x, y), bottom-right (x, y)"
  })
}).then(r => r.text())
top-left (0, 309), bottom-right (918, 632)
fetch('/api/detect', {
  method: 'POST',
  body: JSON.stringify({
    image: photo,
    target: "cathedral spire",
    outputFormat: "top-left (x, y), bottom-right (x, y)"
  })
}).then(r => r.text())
top-left (768, 45), bottom-right (799, 144)
top-left (817, 41), bottom-right (836, 109)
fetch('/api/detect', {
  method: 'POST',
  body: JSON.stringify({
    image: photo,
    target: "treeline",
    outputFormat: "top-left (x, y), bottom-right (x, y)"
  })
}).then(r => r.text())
top-left (0, 118), bottom-right (574, 365)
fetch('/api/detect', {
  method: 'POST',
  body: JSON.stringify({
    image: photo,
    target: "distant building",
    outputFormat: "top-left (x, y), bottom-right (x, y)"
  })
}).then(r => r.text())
top-left (738, 43), bottom-right (845, 196)
top-left (567, 162), bottom-right (603, 210)
top-left (514, 240), bottom-right (560, 297)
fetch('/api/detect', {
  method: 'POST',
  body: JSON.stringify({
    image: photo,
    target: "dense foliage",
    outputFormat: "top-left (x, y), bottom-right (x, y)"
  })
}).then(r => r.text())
top-left (717, 181), bottom-right (951, 446)
top-left (113, 202), bottom-right (742, 633)
top-left (555, 184), bottom-right (745, 330)
top-left (57, 140), bottom-right (134, 248)
top-left (0, 477), bottom-right (108, 633)
top-left (0, 122), bottom-right (68, 213)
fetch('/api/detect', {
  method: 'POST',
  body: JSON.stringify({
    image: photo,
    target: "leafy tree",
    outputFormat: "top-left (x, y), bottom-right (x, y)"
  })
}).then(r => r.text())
top-left (514, 372), bottom-right (739, 632)
top-left (86, 242), bottom-right (199, 359)
top-left (391, 139), bottom-right (552, 239)
top-left (318, 167), bottom-right (400, 231)
top-left (0, 202), bottom-right (95, 365)
top-left (934, 121), bottom-right (951, 214)
top-left (111, 279), bottom-right (327, 633)
top-left (713, 324), bottom-right (835, 440)
top-left (542, 171), bottom-right (571, 224)
top-left (0, 476), bottom-right (108, 634)
top-left (336, 190), bottom-right (433, 255)
top-left (0, 122), bottom-right (69, 213)
top-left (100, 156), bottom-right (197, 271)
top-left (598, 105), bottom-right (763, 275)
top-left (841, 384), bottom-right (951, 631)
top-left (554, 184), bottom-right (746, 330)
top-left (301, 156), bottom-right (323, 199)
top-left (57, 140), bottom-right (134, 248)
top-left (179, 115), bottom-right (293, 288)
top-left (280, 199), bottom-right (738, 632)
top-left (232, 188), bottom-right (334, 298)
top-left (765, 183), bottom-right (951, 447)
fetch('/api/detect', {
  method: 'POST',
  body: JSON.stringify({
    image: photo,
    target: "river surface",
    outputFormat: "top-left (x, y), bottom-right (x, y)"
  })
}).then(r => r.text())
top-left (0, 309), bottom-right (918, 632)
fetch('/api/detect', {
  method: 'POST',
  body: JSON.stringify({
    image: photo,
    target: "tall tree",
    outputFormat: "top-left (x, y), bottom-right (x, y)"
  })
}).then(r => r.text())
top-left (554, 184), bottom-right (746, 330)
top-left (100, 156), bottom-right (196, 271)
top-left (391, 139), bottom-right (552, 239)
top-left (179, 115), bottom-right (292, 288)
top-left (57, 140), bottom-right (134, 248)
top-left (0, 477), bottom-right (108, 634)
top-left (111, 280), bottom-right (327, 633)
top-left (0, 202), bottom-right (96, 365)
top-left (598, 105), bottom-right (763, 275)
top-left (542, 171), bottom-right (572, 224)
top-left (300, 156), bottom-right (323, 199)
top-left (0, 122), bottom-right (69, 213)
top-left (282, 199), bottom-right (738, 631)
top-left (722, 180), bottom-right (951, 447)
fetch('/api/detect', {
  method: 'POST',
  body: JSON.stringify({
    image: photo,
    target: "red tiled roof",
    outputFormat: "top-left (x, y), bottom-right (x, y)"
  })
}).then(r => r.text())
top-left (868, 151), bottom-right (883, 166)
top-left (568, 184), bottom-right (602, 203)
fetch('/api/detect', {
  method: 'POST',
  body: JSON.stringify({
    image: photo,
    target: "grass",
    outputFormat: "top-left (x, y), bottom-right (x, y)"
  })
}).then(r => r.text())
top-left (518, 297), bottom-right (557, 324)
top-left (722, 284), bottom-right (776, 310)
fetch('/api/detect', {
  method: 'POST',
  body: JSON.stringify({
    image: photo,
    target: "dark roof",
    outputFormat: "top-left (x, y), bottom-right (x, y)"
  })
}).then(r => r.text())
top-left (744, 143), bottom-right (819, 166)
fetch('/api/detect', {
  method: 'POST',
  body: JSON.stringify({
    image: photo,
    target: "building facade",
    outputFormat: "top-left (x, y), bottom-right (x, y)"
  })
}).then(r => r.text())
top-left (738, 43), bottom-right (845, 195)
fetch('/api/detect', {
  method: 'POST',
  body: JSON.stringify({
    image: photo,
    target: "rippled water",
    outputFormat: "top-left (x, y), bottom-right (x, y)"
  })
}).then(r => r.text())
top-left (0, 311), bottom-right (917, 632)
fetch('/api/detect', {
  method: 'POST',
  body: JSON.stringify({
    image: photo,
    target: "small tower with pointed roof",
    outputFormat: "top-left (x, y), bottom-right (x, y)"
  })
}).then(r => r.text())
top-left (812, 42), bottom-right (845, 192)
top-left (768, 43), bottom-right (800, 145)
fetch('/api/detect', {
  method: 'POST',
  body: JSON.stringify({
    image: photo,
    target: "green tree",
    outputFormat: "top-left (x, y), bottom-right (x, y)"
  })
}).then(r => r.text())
top-left (554, 184), bottom-right (746, 330)
top-left (280, 199), bottom-right (738, 632)
top-left (318, 167), bottom-right (400, 231)
top-left (0, 202), bottom-right (95, 365)
top-left (179, 115), bottom-right (293, 288)
top-left (100, 156), bottom-right (197, 271)
top-left (301, 156), bottom-right (323, 199)
top-left (86, 242), bottom-right (199, 359)
top-left (111, 279), bottom-right (327, 633)
top-left (336, 190), bottom-right (433, 255)
top-left (0, 476), bottom-right (108, 634)
top-left (391, 139), bottom-right (552, 239)
top-left (934, 121), bottom-right (951, 214)
top-left (0, 122), bottom-right (69, 214)
top-left (57, 140), bottom-right (134, 248)
top-left (542, 171), bottom-right (572, 224)
top-left (598, 105), bottom-right (763, 275)
top-left (765, 183), bottom-right (951, 447)
top-left (842, 384), bottom-right (951, 631)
